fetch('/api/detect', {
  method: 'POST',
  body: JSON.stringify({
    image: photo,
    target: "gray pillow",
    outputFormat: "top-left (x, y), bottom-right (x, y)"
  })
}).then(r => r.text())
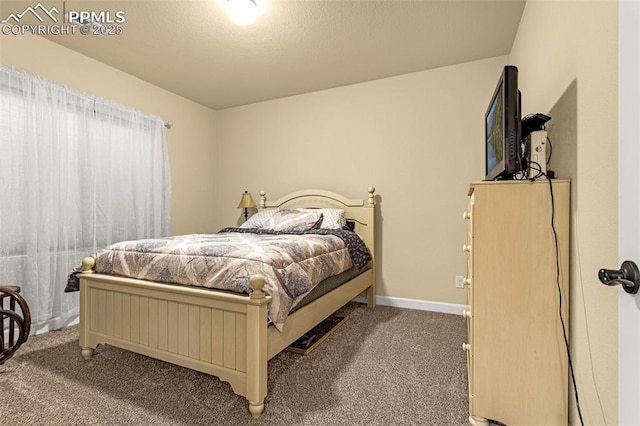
top-left (263, 209), bottom-right (323, 232)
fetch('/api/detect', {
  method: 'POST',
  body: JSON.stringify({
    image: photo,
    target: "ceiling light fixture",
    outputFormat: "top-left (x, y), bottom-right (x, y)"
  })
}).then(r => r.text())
top-left (226, 0), bottom-right (258, 26)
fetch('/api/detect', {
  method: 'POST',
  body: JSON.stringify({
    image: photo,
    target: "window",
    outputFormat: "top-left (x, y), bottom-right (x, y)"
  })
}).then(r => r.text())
top-left (0, 65), bottom-right (171, 333)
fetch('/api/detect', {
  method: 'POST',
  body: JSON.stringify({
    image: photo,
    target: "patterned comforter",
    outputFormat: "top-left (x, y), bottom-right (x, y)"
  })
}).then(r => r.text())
top-left (66, 228), bottom-right (371, 330)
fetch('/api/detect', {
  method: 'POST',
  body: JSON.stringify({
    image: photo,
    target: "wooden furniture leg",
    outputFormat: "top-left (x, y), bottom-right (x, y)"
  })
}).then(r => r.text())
top-left (246, 275), bottom-right (268, 417)
top-left (469, 415), bottom-right (489, 426)
top-left (81, 347), bottom-right (95, 360)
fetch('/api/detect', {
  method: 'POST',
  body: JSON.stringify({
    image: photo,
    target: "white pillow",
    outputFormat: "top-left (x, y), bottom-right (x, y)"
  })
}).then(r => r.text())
top-left (300, 208), bottom-right (346, 229)
top-left (263, 209), bottom-right (324, 232)
top-left (240, 209), bottom-right (276, 229)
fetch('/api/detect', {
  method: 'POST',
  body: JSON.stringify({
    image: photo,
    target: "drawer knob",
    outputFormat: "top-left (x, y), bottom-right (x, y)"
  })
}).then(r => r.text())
top-left (464, 277), bottom-right (472, 286)
top-left (463, 211), bottom-right (472, 220)
top-left (463, 244), bottom-right (472, 253)
top-left (462, 310), bottom-right (471, 319)
top-left (462, 343), bottom-right (470, 352)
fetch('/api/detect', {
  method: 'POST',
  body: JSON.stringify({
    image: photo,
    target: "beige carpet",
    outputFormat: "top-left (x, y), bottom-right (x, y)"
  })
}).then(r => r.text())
top-left (0, 303), bottom-right (469, 425)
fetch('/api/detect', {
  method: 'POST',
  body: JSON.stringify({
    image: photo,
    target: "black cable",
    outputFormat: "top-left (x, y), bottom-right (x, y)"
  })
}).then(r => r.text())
top-left (528, 166), bottom-right (584, 425)
top-left (526, 160), bottom-right (545, 181)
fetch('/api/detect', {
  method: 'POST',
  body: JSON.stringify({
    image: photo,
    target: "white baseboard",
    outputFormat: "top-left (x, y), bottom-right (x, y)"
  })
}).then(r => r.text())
top-left (352, 295), bottom-right (467, 316)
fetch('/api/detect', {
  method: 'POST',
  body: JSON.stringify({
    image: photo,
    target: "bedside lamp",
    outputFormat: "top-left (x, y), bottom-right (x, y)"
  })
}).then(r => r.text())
top-left (237, 190), bottom-right (256, 222)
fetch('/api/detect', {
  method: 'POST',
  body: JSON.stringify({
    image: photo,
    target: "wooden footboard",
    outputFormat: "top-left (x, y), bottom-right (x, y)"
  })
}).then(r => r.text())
top-left (78, 264), bottom-right (372, 418)
top-left (79, 258), bottom-right (270, 417)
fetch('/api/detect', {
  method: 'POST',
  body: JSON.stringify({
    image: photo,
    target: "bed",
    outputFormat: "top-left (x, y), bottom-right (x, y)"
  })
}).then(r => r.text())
top-left (73, 188), bottom-right (376, 418)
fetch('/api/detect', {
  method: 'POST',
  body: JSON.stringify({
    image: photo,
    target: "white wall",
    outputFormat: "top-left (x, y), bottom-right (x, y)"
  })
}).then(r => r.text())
top-left (510, 1), bottom-right (618, 424)
top-left (216, 57), bottom-right (508, 307)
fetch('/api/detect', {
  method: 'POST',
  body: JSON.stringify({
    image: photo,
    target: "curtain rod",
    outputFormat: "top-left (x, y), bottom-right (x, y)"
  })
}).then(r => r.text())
top-left (2, 65), bottom-right (175, 131)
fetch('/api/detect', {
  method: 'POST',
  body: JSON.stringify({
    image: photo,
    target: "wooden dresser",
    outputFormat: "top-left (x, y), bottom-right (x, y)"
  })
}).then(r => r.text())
top-left (462, 179), bottom-right (570, 425)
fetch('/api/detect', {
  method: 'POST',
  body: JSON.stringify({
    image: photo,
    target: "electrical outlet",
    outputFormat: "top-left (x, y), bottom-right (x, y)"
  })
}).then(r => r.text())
top-left (455, 276), bottom-right (465, 289)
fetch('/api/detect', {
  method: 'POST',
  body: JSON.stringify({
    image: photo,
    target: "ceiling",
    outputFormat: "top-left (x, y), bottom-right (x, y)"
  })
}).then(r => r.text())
top-left (4, 0), bottom-right (526, 110)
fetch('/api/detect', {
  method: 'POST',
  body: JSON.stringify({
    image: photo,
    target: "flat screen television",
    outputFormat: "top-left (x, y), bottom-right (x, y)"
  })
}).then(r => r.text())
top-left (485, 65), bottom-right (522, 180)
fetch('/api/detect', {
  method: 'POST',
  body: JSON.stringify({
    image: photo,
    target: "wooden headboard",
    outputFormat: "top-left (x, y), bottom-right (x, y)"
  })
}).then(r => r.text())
top-left (259, 188), bottom-right (376, 272)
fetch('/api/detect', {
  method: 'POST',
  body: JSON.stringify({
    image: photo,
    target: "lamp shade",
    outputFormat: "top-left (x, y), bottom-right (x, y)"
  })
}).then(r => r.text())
top-left (237, 191), bottom-right (257, 209)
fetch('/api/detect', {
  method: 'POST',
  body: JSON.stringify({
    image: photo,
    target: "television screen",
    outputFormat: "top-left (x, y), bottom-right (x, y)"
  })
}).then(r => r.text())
top-left (485, 83), bottom-right (504, 175)
top-left (484, 65), bottom-right (521, 180)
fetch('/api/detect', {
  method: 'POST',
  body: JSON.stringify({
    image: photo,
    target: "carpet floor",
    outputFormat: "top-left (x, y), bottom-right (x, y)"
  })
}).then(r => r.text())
top-left (0, 303), bottom-right (469, 425)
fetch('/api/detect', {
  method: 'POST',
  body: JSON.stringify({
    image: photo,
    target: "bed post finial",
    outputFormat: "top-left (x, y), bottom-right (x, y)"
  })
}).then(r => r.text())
top-left (367, 187), bottom-right (375, 207)
top-left (249, 274), bottom-right (267, 300)
top-left (81, 257), bottom-right (96, 274)
top-left (259, 190), bottom-right (267, 209)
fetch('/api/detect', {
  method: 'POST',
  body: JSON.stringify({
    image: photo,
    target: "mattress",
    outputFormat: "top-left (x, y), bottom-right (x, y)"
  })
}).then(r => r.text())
top-left (290, 266), bottom-right (365, 314)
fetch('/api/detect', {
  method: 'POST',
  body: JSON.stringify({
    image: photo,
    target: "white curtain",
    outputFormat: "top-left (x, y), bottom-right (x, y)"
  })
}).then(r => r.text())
top-left (0, 65), bottom-right (171, 334)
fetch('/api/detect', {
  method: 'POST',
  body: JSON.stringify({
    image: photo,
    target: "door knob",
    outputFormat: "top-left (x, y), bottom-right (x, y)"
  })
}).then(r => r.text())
top-left (598, 260), bottom-right (640, 294)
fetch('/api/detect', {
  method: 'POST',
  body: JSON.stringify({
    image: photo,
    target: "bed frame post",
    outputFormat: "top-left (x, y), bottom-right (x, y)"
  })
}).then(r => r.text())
top-left (259, 190), bottom-right (267, 209)
top-left (79, 257), bottom-right (97, 360)
top-left (367, 186), bottom-right (375, 208)
top-left (366, 187), bottom-right (376, 307)
top-left (246, 274), bottom-right (269, 418)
